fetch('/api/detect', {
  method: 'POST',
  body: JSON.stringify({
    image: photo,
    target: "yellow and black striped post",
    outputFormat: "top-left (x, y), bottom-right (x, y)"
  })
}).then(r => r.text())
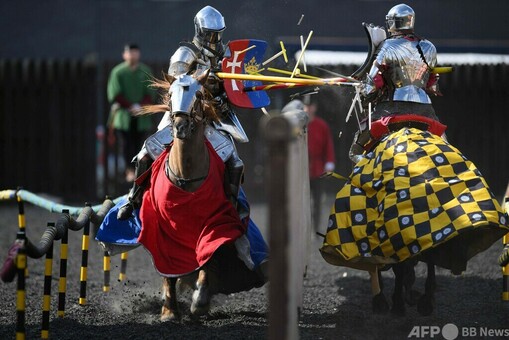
top-left (503, 233), bottom-right (509, 301)
top-left (17, 193), bottom-right (28, 278)
top-left (41, 223), bottom-right (54, 339)
top-left (16, 243), bottom-right (27, 340)
top-left (503, 197), bottom-right (509, 301)
top-left (79, 216), bottom-right (90, 305)
top-left (103, 251), bottom-right (111, 292)
top-left (119, 252), bottom-right (128, 282)
top-left (57, 210), bottom-right (69, 318)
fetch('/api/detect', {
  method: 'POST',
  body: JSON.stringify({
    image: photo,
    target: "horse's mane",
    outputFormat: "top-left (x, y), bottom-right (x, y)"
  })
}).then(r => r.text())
top-left (136, 72), bottom-right (220, 122)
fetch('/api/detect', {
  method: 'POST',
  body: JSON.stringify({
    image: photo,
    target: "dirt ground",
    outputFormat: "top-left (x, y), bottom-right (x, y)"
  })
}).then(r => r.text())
top-left (1, 196), bottom-right (508, 340)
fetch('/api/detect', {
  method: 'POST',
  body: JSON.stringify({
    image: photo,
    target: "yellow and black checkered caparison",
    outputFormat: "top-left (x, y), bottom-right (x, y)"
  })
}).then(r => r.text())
top-left (320, 128), bottom-right (509, 273)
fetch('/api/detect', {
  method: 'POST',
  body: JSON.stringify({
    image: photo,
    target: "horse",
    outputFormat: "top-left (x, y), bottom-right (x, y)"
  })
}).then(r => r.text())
top-left (369, 254), bottom-right (435, 316)
top-left (321, 126), bottom-right (509, 316)
top-left (136, 71), bottom-right (266, 321)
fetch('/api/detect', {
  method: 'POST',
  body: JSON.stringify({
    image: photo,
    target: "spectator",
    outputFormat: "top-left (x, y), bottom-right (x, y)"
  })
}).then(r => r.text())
top-left (305, 100), bottom-right (335, 230)
top-left (107, 43), bottom-right (155, 182)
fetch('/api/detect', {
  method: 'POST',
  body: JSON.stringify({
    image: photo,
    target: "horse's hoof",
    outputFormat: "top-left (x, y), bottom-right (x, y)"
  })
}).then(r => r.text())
top-left (117, 203), bottom-right (134, 220)
top-left (190, 288), bottom-right (210, 316)
top-left (391, 296), bottom-right (406, 316)
top-left (404, 289), bottom-right (422, 306)
top-left (372, 292), bottom-right (390, 314)
top-left (417, 295), bottom-right (434, 316)
top-left (160, 306), bottom-right (180, 323)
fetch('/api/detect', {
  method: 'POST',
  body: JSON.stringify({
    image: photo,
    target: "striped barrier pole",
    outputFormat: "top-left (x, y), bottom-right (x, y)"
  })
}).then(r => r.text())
top-left (119, 252), bottom-right (128, 282)
top-left (15, 191), bottom-right (27, 340)
top-left (17, 192), bottom-right (28, 278)
top-left (503, 231), bottom-right (509, 301)
top-left (79, 213), bottom-right (90, 305)
top-left (503, 197), bottom-right (509, 301)
top-left (57, 210), bottom-right (69, 317)
top-left (41, 224), bottom-right (54, 339)
top-left (103, 251), bottom-right (111, 292)
top-left (16, 243), bottom-right (27, 340)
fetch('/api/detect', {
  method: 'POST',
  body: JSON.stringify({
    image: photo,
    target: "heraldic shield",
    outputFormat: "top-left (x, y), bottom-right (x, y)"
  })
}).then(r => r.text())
top-left (222, 39), bottom-right (270, 109)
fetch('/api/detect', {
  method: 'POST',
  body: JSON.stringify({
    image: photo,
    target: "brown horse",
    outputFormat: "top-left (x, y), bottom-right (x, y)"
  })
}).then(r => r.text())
top-left (138, 71), bottom-right (265, 321)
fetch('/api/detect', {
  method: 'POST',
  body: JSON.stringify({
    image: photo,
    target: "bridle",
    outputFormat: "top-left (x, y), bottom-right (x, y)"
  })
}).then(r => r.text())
top-left (168, 94), bottom-right (206, 134)
top-left (166, 73), bottom-right (212, 188)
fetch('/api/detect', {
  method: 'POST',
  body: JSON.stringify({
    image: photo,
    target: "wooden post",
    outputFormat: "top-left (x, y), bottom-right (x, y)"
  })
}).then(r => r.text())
top-left (265, 108), bottom-right (310, 340)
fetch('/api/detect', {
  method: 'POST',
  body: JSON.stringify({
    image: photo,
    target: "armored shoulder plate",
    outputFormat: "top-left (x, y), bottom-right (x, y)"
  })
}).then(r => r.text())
top-left (416, 39), bottom-right (437, 68)
top-left (351, 23), bottom-right (387, 79)
top-left (168, 43), bottom-right (200, 77)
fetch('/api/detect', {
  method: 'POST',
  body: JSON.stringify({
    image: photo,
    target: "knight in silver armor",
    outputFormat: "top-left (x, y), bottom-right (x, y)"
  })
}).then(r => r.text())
top-left (361, 3), bottom-right (440, 121)
top-left (349, 3), bottom-right (442, 163)
top-left (118, 5), bottom-right (248, 220)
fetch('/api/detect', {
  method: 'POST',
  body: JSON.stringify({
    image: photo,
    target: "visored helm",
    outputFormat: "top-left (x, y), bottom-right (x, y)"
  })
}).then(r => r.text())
top-left (385, 3), bottom-right (415, 34)
top-left (194, 6), bottom-right (226, 57)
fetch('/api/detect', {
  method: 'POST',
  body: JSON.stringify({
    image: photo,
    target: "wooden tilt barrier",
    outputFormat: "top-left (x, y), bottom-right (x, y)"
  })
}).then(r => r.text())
top-left (264, 107), bottom-right (311, 340)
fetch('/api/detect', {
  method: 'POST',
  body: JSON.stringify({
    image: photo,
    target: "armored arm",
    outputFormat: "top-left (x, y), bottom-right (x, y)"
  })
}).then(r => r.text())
top-left (167, 43), bottom-right (201, 77)
top-left (361, 59), bottom-right (386, 99)
top-left (420, 40), bottom-right (441, 96)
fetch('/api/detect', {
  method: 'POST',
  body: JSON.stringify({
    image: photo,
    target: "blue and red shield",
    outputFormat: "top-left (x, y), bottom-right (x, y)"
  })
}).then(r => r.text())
top-left (221, 39), bottom-right (270, 109)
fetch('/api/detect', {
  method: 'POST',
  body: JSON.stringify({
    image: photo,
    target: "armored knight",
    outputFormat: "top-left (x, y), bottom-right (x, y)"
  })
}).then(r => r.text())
top-left (349, 3), bottom-right (442, 162)
top-left (117, 5), bottom-right (248, 219)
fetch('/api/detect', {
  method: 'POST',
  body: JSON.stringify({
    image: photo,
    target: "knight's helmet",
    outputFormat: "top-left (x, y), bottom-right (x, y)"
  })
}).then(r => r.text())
top-left (193, 6), bottom-right (226, 58)
top-left (385, 3), bottom-right (415, 35)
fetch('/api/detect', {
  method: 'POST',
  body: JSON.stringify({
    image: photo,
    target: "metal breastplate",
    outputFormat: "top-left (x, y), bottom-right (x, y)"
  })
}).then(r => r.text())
top-left (377, 37), bottom-right (436, 104)
top-left (142, 123), bottom-right (235, 163)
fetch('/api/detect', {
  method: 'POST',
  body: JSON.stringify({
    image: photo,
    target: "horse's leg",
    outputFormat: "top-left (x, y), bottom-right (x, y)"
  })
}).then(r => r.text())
top-left (417, 261), bottom-right (436, 316)
top-left (403, 259), bottom-right (422, 306)
top-left (161, 277), bottom-right (180, 322)
top-left (190, 268), bottom-right (210, 316)
top-left (370, 267), bottom-right (389, 314)
top-left (391, 263), bottom-right (407, 315)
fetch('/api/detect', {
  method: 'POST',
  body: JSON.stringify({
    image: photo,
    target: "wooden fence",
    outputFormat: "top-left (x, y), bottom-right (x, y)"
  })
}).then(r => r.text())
top-left (0, 59), bottom-right (97, 200)
top-left (1, 59), bottom-right (508, 200)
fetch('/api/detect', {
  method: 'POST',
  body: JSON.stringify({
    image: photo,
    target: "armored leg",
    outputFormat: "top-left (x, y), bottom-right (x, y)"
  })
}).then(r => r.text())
top-left (225, 151), bottom-right (249, 220)
top-left (117, 155), bottom-right (152, 220)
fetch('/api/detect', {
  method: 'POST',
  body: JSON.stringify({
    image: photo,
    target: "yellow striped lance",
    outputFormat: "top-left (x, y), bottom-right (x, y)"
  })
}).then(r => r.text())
top-left (267, 67), bottom-right (320, 80)
top-left (216, 72), bottom-right (351, 86)
top-left (432, 66), bottom-right (453, 74)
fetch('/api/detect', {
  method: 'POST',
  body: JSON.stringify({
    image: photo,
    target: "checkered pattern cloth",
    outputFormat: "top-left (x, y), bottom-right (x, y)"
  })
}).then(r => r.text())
top-left (320, 128), bottom-right (509, 272)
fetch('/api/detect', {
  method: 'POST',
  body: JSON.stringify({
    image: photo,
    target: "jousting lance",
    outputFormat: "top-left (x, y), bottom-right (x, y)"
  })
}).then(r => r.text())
top-left (216, 72), bottom-right (355, 86)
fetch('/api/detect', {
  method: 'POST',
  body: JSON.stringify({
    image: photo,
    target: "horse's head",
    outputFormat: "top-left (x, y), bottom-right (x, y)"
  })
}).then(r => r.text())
top-left (166, 71), bottom-right (216, 140)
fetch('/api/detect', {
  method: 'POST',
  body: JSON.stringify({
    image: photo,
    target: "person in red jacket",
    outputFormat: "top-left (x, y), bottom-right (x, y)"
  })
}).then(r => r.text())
top-left (305, 100), bottom-right (335, 231)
